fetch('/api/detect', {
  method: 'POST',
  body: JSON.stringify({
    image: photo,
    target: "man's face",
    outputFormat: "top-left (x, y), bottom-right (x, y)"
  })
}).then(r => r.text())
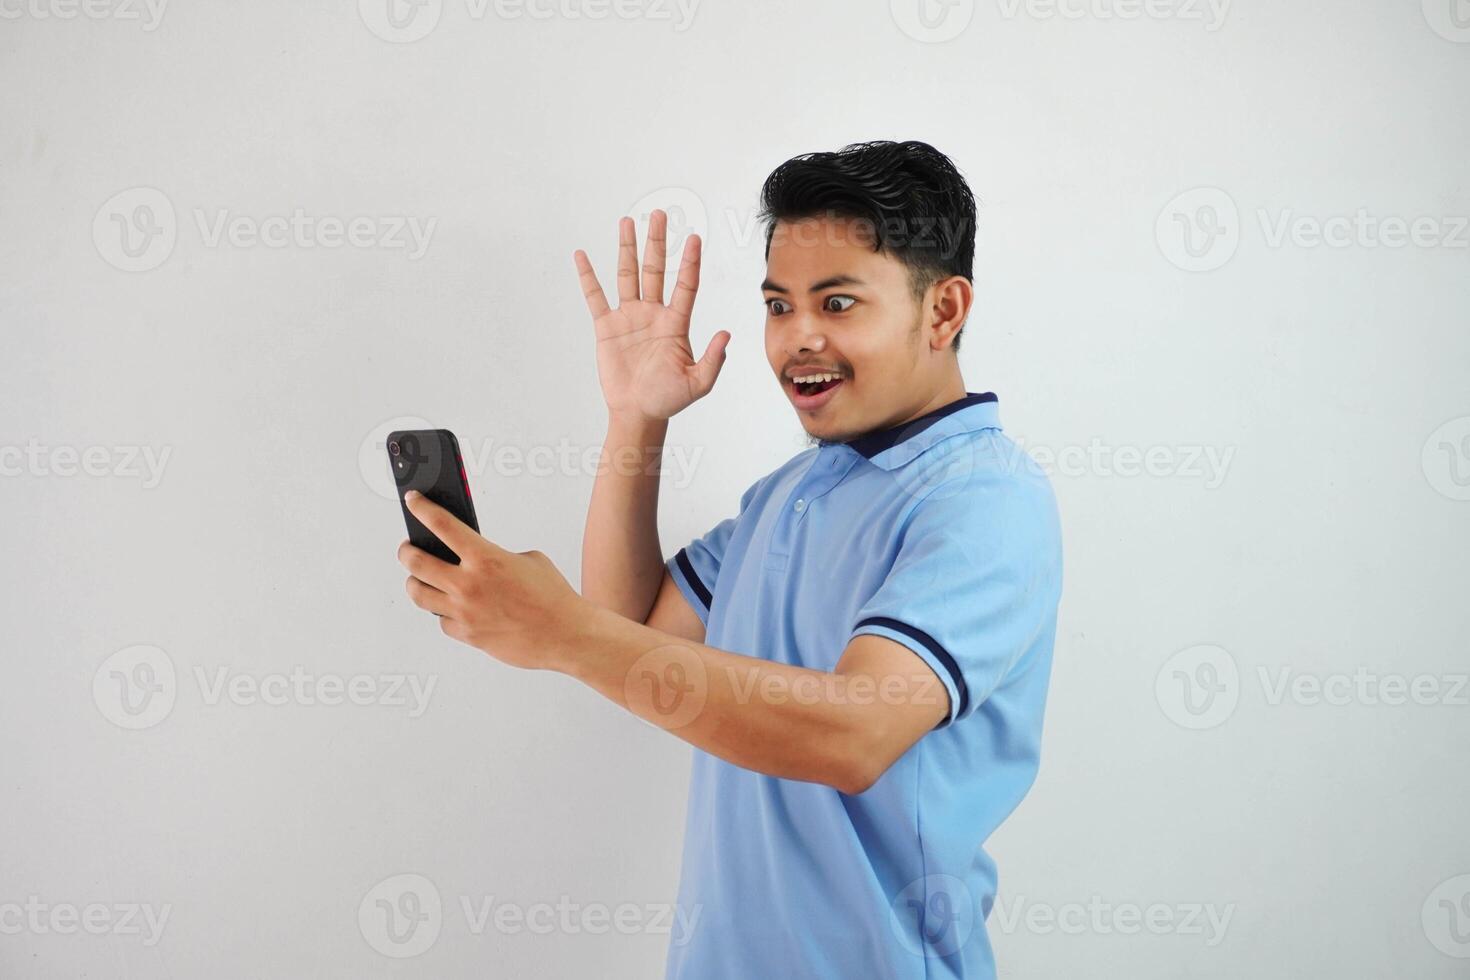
top-left (762, 216), bottom-right (941, 443)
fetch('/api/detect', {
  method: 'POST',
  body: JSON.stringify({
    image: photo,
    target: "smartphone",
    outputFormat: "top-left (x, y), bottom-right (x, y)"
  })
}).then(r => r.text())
top-left (387, 429), bottom-right (480, 564)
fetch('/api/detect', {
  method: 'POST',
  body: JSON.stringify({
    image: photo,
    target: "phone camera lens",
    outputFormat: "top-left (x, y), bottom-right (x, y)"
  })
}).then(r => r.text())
top-left (388, 441), bottom-right (401, 456)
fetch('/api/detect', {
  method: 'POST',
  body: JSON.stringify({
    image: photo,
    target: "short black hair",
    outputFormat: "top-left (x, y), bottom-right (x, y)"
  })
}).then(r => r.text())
top-left (757, 140), bottom-right (977, 350)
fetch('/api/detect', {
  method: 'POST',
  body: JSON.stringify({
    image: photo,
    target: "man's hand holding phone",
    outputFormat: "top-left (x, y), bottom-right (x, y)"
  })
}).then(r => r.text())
top-left (397, 490), bottom-right (588, 672)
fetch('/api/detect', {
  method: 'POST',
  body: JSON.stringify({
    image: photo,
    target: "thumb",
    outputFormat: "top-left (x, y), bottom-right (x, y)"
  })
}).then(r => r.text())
top-left (690, 330), bottom-right (730, 397)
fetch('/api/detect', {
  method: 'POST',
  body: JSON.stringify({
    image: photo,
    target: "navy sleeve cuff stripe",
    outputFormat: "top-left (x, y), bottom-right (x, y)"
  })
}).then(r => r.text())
top-left (854, 616), bottom-right (969, 721)
top-left (674, 548), bottom-right (713, 609)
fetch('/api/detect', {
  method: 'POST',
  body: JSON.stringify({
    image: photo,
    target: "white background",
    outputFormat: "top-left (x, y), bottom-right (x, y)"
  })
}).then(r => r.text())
top-left (3, 0), bottom-right (1469, 976)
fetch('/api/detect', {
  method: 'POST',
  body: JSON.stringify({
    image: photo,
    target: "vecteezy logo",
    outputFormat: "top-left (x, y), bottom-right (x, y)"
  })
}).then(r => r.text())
top-left (93, 645), bottom-right (177, 730)
top-left (1156, 187), bottom-right (1240, 272)
top-left (93, 187), bottom-right (177, 272)
top-left (358, 873), bottom-right (442, 958)
top-left (1155, 644), bottom-right (1239, 729)
top-left (891, 429), bottom-right (983, 502)
top-left (890, 874), bottom-right (975, 958)
top-left (623, 645), bottom-right (707, 731)
top-left (358, 0), bottom-right (442, 42)
top-left (1422, 416), bottom-right (1470, 501)
top-left (890, 0), bottom-right (975, 42)
top-left (360, 415), bottom-right (434, 500)
top-left (388, 430), bottom-right (444, 491)
top-left (625, 187), bottom-right (709, 275)
top-left (1422, 874), bottom-right (1470, 958)
top-left (1423, 0), bottom-right (1470, 42)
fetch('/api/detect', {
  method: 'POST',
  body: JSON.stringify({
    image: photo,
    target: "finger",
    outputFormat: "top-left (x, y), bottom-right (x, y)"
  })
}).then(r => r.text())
top-left (641, 209), bottom-right (667, 306)
top-left (668, 233), bottom-right (701, 324)
top-left (573, 249), bottom-right (610, 319)
top-left (406, 575), bottom-right (454, 616)
top-left (616, 216), bottom-right (639, 304)
top-left (403, 491), bottom-right (490, 561)
top-left (397, 540), bottom-right (458, 592)
top-left (690, 329), bottom-right (730, 398)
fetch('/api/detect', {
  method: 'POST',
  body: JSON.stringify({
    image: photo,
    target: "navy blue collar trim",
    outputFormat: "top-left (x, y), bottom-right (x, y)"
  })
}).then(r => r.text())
top-left (842, 391), bottom-right (998, 460)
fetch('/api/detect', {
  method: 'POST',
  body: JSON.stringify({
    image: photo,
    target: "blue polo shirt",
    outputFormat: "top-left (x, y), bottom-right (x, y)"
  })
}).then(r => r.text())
top-left (662, 391), bottom-right (1062, 980)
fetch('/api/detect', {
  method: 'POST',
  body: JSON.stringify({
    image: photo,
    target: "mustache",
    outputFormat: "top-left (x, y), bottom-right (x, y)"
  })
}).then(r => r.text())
top-left (781, 361), bottom-right (850, 378)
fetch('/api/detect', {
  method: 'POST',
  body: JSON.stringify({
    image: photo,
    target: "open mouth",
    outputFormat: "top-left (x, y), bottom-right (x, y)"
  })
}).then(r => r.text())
top-left (787, 371), bottom-right (846, 410)
top-left (793, 376), bottom-right (842, 398)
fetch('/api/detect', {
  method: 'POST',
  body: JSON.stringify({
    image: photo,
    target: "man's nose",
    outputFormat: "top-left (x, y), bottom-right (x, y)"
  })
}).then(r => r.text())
top-left (785, 313), bottom-right (827, 354)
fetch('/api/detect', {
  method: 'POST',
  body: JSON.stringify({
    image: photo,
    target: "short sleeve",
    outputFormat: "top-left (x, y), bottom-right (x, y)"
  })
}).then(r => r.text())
top-left (666, 477), bottom-right (765, 625)
top-left (850, 469), bottom-right (1062, 727)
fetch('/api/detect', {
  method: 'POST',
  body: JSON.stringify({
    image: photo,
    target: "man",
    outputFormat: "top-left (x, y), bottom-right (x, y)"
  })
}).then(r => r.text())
top-left (396, 140), bottom-right (1063, 978)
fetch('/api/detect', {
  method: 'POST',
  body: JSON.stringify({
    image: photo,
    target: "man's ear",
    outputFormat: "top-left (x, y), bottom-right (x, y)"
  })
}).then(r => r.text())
top-left (926, 275), bottom-right (973, 351)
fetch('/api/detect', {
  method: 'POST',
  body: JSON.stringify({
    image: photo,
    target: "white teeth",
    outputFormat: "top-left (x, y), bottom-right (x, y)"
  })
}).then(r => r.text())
top-left (793, 372), bottom-right (840, 384)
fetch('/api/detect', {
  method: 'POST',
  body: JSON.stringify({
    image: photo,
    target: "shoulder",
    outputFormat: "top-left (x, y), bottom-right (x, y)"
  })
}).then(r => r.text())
top-left (906, 429), bottom-right (1060, 550)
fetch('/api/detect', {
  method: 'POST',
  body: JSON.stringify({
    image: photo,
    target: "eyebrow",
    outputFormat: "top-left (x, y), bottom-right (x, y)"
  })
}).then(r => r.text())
top-left (760, 274), bottom-right (866, 294)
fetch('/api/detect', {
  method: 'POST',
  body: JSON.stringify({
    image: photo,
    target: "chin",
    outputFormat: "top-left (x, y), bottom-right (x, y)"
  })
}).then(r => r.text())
top-left (798, 417), bottom-right (852, 446)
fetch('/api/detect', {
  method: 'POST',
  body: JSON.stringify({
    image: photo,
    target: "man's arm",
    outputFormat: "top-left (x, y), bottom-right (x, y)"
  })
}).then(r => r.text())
top-left (561, 606), bottom-right (949, 795)
top-left (574, 210), bottom-right (727, 637)
top-left (579, 411), bottom-right (670, 622)
top-left (399, 492), bottom-right (949, 795)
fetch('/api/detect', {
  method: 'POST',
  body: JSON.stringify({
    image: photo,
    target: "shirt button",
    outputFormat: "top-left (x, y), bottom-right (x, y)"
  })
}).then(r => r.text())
top-left (794, 498), bottom-right (806, 512)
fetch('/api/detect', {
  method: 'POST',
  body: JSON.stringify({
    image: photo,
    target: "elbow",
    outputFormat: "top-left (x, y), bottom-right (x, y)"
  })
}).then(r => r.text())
top-left (833, 771), bottom-right (877, 796)
top-left (827, 744), bottom-right (888, 796)
top-left (803, 702), bottom-right (911, 795)
top-left (832, 762), bottom-right (883, 796)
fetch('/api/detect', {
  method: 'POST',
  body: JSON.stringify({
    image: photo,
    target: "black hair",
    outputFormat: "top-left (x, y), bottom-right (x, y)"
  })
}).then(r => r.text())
top-left (757, 140), bottom-right (977, 350)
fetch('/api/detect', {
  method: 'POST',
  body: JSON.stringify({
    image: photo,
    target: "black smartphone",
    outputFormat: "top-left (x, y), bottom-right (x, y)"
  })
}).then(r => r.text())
top-left (387, 429), bottom-right (480, 564)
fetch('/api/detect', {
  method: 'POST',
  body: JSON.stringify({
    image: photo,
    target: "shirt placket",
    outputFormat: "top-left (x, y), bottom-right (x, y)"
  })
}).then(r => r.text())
top-left (762, 445), bottom-right (861, 572)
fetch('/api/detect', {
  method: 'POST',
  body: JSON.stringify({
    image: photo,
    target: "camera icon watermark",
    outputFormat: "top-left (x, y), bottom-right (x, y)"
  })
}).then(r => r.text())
top-left (623, 644), bottom-right (708, 731)
top-left (1155, 644), bottom-right (1239, 729)
top-left (93, 645), bottom-right (177, 730)
top-left (1422, 874), bottom-right (1470, 958)
top-left (626, 187), bottom-right (709, 276)
top-left (889, 873), bottom-right (976, 958)
top-left (890, 0), bottom-right (975, 42)
top-left (93, 187), bottom-right (177, 273)
top-left (359, 0), bottom-right (443, 42)
top-left (1422, 416), bottom-right (1470, 501)
top-left (359, 873), bottom-right (443, 958)
top-left (1156, 187), bottom-right (1240, 272)
top-left (361, 416), bottom-right (437, 501)
top-left (1422, 0), bottom-right (1470, 42)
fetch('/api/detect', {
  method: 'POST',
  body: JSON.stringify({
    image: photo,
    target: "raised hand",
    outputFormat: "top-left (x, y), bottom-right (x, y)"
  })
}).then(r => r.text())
top-left (574, 210), bottom-right (730, 423)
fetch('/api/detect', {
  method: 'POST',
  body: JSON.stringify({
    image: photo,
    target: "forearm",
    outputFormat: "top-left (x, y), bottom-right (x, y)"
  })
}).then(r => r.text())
top-left (553, 602), bottom-right (886, 794)
top-left (580, 413), bottom-right (670, 622)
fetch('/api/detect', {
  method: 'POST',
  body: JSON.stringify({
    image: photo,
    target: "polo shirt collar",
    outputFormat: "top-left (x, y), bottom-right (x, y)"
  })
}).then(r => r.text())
top-left (839, 391), bottom-right (1001, 471)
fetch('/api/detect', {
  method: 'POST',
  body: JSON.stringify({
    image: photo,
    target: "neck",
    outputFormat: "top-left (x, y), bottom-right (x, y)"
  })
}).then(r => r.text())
top-left (813, 372), bottom-right (972, 451)
top-left (895, 370), bottom-right (968, 427)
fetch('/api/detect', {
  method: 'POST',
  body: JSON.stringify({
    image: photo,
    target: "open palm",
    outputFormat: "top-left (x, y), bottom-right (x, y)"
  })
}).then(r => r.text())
top-left (574, 210), bottom-right (730, 422)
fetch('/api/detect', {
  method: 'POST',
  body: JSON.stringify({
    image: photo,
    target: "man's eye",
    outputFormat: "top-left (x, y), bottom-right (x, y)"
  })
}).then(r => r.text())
top-left (765, 298), bottom-right (790, 315)
top-left (824, 295), bottom-right (856, 313)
